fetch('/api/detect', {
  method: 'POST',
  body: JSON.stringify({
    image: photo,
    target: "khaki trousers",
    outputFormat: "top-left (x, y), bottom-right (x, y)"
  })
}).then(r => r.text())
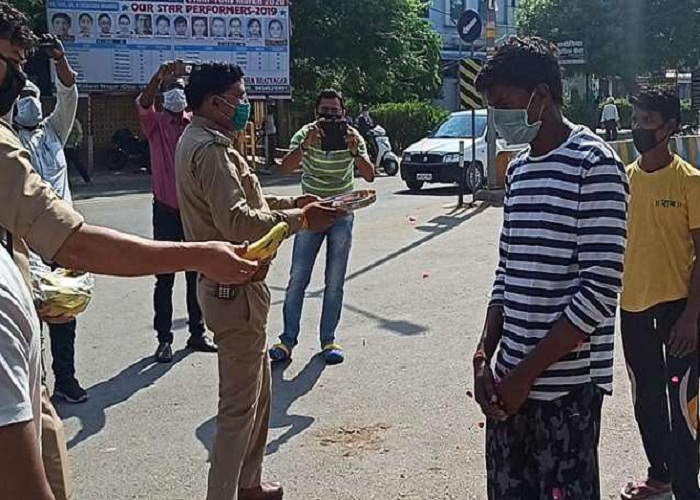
top-left (41, 386), bottom-right (73, 500)
top-left (40, 328), bottom-right (73, 500)
top-left (199, 280), bottom-right (272, 500)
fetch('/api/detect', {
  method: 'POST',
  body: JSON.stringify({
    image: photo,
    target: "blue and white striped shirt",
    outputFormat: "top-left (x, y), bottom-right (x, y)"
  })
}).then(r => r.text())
top-left (490, 125), bottom-right (628, 401)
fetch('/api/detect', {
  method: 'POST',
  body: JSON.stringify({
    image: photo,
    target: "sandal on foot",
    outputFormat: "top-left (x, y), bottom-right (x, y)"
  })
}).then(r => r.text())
top-left (268, 343), bottom-right (292, 363)
top-left (621, 479), bottom-right (671, 500)
top-left (322, 343), bottom-right (345, 365)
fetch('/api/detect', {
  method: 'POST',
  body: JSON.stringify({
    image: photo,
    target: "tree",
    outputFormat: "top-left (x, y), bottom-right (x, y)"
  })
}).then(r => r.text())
top-left (290, 0), bottom-right (442, 106)
top-left (517, 0), bottom-right (700, 85)
top-left (9, 0), bottom-right (45, 34)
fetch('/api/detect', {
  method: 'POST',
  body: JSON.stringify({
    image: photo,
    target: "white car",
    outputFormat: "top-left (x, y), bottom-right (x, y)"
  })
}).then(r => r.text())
top-left (401, 109), bottom-right (514, 192)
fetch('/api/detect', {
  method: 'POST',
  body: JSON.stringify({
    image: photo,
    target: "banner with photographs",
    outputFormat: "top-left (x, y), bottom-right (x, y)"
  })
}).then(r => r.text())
top-left (46, 0), bottom-right (291, 96)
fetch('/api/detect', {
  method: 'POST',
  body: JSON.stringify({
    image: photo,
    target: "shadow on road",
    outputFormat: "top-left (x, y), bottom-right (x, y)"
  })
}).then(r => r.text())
top-left (342, 303), bottom-right (428, 336)
top-left (267, 355), bottom-right (326, 455)
top-left (57, 350), bottom-right (192, 449)
top-left (395, 185), bottom-right (459, 197)
top-left (195, 355), bottom-right (326, 459)
top-left (268, 202), bottom-right (490, 311)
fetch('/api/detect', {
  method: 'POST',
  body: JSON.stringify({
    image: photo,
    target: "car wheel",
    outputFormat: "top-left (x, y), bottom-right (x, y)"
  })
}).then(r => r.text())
top-left (406, 180), bottom-right (424, 192)
top-left (382, 159), bottom-right (399, 176)
top-left (465, 162), bottom-right (485, 193)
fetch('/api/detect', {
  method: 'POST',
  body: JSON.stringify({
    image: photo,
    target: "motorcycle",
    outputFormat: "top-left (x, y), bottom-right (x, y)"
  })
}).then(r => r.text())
top-left (366, 125), bottom-right (400, 176)
top-left (108, 128), bottom-right (151, 172)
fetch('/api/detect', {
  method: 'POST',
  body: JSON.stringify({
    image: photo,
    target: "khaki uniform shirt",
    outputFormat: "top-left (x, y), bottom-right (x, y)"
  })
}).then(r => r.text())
top-left (175, 116), bottom-right (303, 249)
top-left (0, 119), bottom-right (84, 283)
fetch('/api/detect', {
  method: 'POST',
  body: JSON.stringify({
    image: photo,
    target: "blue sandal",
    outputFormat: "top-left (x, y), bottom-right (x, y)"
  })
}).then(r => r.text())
top-left (269, 343), bottom-right (292, 363)
top-left (322, 343), bottom-right (345, 365)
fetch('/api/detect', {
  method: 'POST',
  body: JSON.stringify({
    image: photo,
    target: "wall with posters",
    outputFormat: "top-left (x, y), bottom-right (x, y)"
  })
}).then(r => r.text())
top-left (46, 0), bottom-right (290, 97)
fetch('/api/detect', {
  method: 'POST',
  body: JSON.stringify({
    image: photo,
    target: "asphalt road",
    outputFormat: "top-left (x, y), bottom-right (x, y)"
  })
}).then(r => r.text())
top-left (54, 174), bottom-right (650, 500)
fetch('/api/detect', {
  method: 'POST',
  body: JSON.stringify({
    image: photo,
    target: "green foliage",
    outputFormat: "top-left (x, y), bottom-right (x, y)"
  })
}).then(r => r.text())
top-left (9, 0), bottom-right (46, 34)
top-left (369, 102), bottom-right (450, 152)
top-left (517, 0), bottom-right (700, 85)
top-left (290, 0), bottom-right (442, 108)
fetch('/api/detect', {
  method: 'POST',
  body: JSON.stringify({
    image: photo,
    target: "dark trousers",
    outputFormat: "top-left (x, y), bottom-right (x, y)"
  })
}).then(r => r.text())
top-left (621, 299), bottom-right (700, 499)
top-left (486, 384), bottom-right (604, 499)
top-left (603, 120), bottom-right (618, 141)
top-left (48, 319), bottom-right (77, 386)
top-left (64, 148), bottom-right (91, 183)
top-left (153, 199), bottom-right (205, 343)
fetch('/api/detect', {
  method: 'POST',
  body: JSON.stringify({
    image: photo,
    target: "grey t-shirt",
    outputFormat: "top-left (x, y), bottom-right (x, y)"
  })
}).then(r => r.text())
top-left (0, 248), bottom-right (41, 439)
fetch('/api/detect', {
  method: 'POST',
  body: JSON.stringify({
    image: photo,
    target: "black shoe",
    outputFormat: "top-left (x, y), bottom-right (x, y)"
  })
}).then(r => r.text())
top-left (54, 379), bottom-right (88, 404)
top-left (187, 335), bottom-right (218, 353)
top-left (155, 341), bottom-right (173, 363)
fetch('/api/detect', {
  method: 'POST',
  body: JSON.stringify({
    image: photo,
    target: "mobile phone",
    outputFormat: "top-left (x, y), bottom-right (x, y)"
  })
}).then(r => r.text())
top-left (320, 120), bottom-right (348, 152)
top-left (174, 60), bottom-right (194, 77)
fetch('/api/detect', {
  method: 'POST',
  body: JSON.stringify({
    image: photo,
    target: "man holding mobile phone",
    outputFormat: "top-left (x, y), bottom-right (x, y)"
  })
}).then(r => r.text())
top-left (272, 89), bottom-right (375, 365)
top-left (138, 62), bottom-right (216, 363)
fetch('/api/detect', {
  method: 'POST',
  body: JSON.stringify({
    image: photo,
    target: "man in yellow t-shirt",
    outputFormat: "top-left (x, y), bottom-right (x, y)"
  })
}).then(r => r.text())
top-left (620, 90), bottom-right (700, 500)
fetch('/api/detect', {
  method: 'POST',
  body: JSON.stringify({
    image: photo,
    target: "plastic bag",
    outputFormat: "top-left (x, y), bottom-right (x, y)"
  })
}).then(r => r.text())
top-left (31, 264), bottom-right (95, 318)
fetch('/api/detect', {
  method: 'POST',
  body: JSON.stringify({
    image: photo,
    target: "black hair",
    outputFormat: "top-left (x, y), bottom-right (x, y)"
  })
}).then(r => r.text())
top-left (315, 89), bottom-right (345, 110)
top-left (230, 17), bottom-right (241, 25)
top-left (98, 14), bottom-right (111, 23)
top-left (248, 18), bottom-right (261, 29)
top-left (155, 15), bottom-right (170, 26)
top-left (475, 36), bottom-right (564, 105)
top-left (185, 62), bottom-right (245, 110)
top-left (268, 19), bottom-right (283, 29)
top-left (0, 1), bottom-right (36, 49)
top-left (79, 13), bottom-right (93, 23)
top-left (212, 17), bottom-right (225, 25)
top-left (174, 16), bottom-right (187, 26)
top-left (52, 13), bottom-right (72, 27)
top-left (118, 14), bottom-right (130, 24)
top-left (631, 89), bottom-right (682, 128)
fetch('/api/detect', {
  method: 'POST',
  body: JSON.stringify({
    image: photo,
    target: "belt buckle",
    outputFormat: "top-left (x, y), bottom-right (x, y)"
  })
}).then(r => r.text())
top-left (216, 284), bottom-right (234, 299)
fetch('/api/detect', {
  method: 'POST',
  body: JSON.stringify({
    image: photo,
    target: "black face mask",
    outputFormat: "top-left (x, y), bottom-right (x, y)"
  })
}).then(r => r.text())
top-left (632, 125), bottom-right (666, 154)
top-left (0, 55), bottom-right (27, 117)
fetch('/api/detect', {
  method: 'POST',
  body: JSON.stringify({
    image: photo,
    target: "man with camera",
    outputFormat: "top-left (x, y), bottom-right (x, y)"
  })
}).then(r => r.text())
top-left (271, 89), bottom-right (375, 366)
top-left (138, 62), bottom-right (217, 363)
top-left (13, 35), bottom-right (90, 407)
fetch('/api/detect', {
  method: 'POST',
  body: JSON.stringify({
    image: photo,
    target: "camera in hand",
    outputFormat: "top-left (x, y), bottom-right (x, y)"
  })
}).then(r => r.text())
top-left (320, 119), bottom-right (348, 152)
top-left (174, 60), bottom-right (194, 77)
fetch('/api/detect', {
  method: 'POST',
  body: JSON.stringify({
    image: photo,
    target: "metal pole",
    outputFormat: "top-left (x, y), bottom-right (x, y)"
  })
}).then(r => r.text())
top-left (458, 140), bottom-right (465, 207)
top-left (486, 0), bottom-right (498, 190)
top-left (471, 41), bottom-right (477, 203)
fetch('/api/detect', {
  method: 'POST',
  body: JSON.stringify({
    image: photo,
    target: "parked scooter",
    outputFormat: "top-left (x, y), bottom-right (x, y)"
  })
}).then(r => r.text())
top-left (108, 128), bottom-right (151, 172)
top-left (366, 125), bottom-right (399, 176)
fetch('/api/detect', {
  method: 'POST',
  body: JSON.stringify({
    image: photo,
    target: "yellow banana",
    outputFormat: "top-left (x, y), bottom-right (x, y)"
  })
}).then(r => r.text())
top-left (243, 221), bottom-right (290, 261)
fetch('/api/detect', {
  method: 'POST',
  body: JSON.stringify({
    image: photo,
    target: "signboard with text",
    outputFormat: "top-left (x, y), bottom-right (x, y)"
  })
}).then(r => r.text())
top-left (46, 0), bottom-right (291, 96)
top-left (557, 40), bottom-right (586, 66)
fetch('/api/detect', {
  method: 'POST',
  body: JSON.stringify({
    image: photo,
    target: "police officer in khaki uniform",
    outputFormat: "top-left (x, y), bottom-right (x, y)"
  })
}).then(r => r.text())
top-left (0, 8), bottom-right (258, 497)
top-left (175, 63), bottom-right (341, 500)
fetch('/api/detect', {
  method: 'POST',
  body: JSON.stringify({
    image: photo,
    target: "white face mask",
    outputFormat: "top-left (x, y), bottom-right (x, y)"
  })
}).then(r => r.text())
top-left (15, 96), bottom-right (43, 128)
top-left (163, 88), bottom-right (187, 113)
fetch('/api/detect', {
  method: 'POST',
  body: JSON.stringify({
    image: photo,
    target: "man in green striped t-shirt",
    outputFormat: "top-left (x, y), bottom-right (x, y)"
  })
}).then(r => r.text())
top-left (271, 89), bottom-right (375, 365)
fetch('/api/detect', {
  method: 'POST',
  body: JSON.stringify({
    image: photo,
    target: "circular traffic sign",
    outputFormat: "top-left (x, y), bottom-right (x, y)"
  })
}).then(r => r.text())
top-left (457, 9), bottom-right (483, 44)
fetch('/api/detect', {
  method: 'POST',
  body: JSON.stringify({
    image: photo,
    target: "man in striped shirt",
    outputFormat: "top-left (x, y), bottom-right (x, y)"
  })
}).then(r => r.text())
top-left (472, 38), bottom-right (628, 499)
top-left (270, 89), bottom-right (375, 365)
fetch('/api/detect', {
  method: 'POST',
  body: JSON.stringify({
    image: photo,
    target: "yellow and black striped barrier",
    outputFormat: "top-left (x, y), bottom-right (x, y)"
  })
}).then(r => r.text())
top-left (460, 58), bottom-right (484, 110)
